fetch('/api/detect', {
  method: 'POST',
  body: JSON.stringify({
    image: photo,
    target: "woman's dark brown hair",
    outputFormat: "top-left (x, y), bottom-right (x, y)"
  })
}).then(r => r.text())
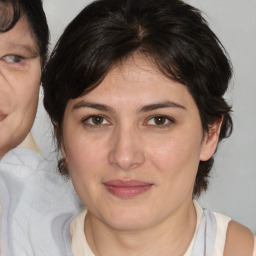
top-left (42, 0), bottom-right (233, 196)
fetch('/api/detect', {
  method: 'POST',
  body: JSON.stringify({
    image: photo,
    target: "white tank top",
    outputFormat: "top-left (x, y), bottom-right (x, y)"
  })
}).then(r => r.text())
top-left (1, 149), bottom-right (255, 255)
top-left (70, 201), bottom-right (256, 256)
top-left (184, 200), bottom-right (231, 256)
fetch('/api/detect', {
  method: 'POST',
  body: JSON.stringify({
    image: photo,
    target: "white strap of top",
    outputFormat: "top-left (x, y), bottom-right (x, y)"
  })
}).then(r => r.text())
top-left (192, 209), bottom-right (217, 256)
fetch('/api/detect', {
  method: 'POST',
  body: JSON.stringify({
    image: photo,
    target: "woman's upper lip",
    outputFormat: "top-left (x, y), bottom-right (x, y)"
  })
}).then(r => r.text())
top-left (103, 179), bottom-right (152, 187)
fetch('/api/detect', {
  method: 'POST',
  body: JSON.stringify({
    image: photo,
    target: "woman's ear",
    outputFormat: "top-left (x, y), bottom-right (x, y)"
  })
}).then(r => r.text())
top-left (200, 116), bottom-right (223, 161)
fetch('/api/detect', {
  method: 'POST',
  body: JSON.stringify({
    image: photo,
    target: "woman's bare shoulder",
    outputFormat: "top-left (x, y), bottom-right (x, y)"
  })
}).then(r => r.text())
top-left (224, 220), bottom-right (255, 256)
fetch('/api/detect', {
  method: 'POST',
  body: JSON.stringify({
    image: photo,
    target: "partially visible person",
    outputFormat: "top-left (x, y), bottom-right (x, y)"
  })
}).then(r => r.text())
top-left (43, 0), bottom-right (256, 255)
top-left (0, 0), bottom-right (82, 255)
top-left (0, 0), bottom-right (47, 158)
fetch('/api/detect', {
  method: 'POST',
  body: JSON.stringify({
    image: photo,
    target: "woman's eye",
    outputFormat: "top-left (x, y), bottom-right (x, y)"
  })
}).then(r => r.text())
top-left (84, 115), bottom-right (110, 126)
top-left (1, 55), bottom-right (24, 63)
top-left (146, 116), bottom-right (174, 127)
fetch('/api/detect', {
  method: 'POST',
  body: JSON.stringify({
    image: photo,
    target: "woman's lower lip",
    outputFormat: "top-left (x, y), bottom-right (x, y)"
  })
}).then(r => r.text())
top-left (104, 184), bottom-right (152, 198)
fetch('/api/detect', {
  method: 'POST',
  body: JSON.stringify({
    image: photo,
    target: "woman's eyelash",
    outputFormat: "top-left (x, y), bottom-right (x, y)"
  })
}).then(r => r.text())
top-left (145, 115), bottom-right (175, 127)
top-left (81, 114), bottom-right (175, 128)
top-left (82, 115), bottom-right (111, 127)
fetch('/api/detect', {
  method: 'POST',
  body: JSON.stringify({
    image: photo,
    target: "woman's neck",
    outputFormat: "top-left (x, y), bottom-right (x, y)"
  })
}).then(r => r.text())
top-left (84, 199), bottom-right (197, 256)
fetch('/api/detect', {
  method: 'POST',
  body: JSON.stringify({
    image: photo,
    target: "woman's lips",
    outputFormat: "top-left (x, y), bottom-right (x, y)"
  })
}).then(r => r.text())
top-left (103, 179), bottom-right (153, 199)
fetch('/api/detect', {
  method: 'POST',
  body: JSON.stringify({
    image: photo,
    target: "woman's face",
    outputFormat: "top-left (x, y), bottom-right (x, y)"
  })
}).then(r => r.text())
top-left (62, 56), bottom-right (219, 231)
top-left (0, 17), bottom-right (41, 157)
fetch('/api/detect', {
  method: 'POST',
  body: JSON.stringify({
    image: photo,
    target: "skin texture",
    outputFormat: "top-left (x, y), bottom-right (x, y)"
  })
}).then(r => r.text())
top-left (0, 17), bottom-right (41, 158)
top-left (224, 221), bottom-right (254, 256)
top-left (62, 56), bottom-right (222, 255)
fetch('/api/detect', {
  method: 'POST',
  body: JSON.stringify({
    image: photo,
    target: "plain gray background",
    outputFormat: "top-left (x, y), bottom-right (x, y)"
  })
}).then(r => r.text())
top-left (32, 0), bottom-right (256, 232)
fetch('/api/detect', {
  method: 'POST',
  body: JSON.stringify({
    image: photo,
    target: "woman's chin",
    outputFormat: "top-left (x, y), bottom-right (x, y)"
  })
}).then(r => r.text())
top-left (97, 207), bottom-right (154, 232)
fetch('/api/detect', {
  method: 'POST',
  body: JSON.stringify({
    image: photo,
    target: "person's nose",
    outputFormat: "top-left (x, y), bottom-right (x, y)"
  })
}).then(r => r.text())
top-left (108, 125), bottom-right (145, 171)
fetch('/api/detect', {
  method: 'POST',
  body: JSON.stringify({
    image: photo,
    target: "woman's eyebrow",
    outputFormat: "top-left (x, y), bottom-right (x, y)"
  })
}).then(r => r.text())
top-left (72, 101), bottom-right (115, 113)
top-left (73, 100), bottom-right (186, 113)
top-left (140, 101), bottom-right (186, 112)
top-left (7, 42), bottom-right (39, 56)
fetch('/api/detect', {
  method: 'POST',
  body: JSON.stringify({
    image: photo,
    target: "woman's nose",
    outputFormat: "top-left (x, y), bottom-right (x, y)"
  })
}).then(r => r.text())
top-left (108, 126), bottom-right (145, 171)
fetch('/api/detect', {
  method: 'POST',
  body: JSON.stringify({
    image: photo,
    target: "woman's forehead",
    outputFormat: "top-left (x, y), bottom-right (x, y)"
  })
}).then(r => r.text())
top-left (97, 55), bottom-right (175, 90)
top-left (69, 57), bottom-right (196, 112)
top-left (0, 16), bottom-right (39, 56)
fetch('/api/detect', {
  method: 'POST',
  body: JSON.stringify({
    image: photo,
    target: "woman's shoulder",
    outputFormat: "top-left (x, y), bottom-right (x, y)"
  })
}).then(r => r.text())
top-left (224, 220), bottom-right (255, 256)
top-left (195, 202), bottom-right (255, 256)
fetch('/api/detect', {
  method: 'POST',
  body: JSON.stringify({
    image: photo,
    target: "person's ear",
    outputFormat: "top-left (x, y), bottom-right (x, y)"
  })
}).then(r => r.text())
top-left (200, 116), bottom-right (223, 161)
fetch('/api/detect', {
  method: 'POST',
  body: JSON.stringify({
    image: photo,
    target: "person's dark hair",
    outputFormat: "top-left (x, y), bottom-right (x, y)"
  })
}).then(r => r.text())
top-left (0, 0), bottom-right (49, 65)
top-left (42, 0), bottom-right (233, 196)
